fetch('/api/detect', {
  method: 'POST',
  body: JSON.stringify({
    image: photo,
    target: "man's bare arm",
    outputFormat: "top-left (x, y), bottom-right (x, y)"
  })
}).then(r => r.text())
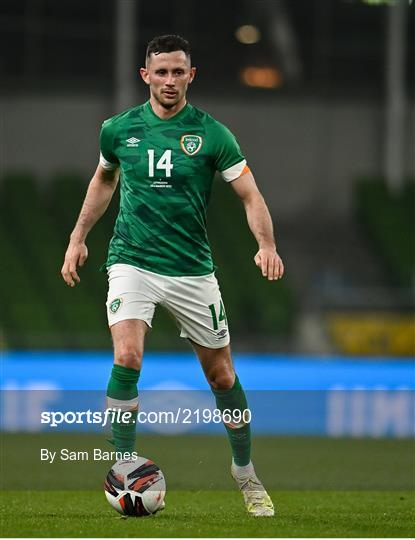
top-left (230, 171), bottom-right (284, 281)
top-left (61, 164), bottom-right (120, 287)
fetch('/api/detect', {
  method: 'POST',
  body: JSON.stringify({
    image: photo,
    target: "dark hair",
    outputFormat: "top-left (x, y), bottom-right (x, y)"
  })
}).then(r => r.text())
top-left (146, 35), bottom-right (191, 61)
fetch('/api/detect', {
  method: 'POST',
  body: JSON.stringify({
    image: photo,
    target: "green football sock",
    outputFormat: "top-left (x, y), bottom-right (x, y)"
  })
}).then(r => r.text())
top-left (106, 364), bottom-right (140, 456)
top-left (212, 374), bottom-right (251, 466)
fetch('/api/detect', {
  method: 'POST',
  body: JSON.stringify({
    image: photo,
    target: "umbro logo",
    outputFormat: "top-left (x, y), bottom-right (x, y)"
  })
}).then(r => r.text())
top-left (126, 137), bottom-right (141, 147)
top-left (216, 329), bottom-right (228, 339)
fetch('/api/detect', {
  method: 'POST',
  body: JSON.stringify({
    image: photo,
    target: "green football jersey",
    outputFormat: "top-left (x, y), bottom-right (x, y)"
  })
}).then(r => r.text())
top-left (99, 100), bottom-right (246, 276)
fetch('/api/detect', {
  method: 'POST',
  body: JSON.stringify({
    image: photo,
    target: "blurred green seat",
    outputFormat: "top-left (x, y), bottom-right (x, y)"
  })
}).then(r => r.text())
top-left (355, 178), bottom-right (415, 288)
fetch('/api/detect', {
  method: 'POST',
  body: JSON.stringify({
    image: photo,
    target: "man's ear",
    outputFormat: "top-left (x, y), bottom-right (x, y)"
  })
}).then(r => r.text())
top-left (140, 67), bottom-right (150, 84)
top-left (188, 66), bottom-right (196, 84)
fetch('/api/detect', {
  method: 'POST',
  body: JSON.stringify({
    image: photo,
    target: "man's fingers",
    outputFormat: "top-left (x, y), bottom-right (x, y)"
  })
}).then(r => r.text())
top-left (272, 256), bottom-right (280, 280)
top-left (61, 256), bottom-right (81, 287)
top-left (61, 267), bottom-right (75, 287)
top-left (69, 265), bottom-right (81, 284)
top-left (272, 257), bottom-right (282, 280)
top-left (266, 255), bottom-right (284, 280)
top-left (61, 244), bottom-right (88, 287)
top-left (255, 250), bottom-right (285, 280)
top-left (261, 258), bottom-right (268, 277)
top-left (254, 251), bottom-right (267, 276)
top-left (61, 262), bottom-right (71, 286)
top-left (267, 255), bottom-right (274, 281)
top-left (273, 256), bottom-right (283, 279)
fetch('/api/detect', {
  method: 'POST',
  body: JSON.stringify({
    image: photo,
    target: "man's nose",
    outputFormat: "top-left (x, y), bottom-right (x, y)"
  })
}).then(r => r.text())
top-left (165, 74), bottom-right (175, 86)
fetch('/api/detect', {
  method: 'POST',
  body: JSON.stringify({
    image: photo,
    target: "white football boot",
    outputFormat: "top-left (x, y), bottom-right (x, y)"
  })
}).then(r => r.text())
top-left (231, 462), bottom-right (275, 517)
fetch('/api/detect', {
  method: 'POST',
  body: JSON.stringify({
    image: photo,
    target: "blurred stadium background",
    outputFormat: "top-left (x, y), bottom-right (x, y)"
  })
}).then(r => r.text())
top-left (1, 0), bottom-right (414, 441)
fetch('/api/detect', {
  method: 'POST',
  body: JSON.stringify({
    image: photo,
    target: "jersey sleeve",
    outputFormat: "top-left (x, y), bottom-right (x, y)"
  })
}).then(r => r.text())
top-left (212, 122), bottom-right (248, 182)
top-left (99, 120), bottom-right (119, 170)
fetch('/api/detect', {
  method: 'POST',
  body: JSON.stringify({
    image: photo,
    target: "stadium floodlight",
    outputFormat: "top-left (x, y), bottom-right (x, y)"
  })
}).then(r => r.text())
top-left (235, 25), bottom-right (261, 45)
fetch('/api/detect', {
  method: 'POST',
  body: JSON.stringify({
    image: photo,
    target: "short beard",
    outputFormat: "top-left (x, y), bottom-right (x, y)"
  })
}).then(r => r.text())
top-left (154, 93), bottom-right (179, 110)
top-left (160, 101), bottom-right (175, 110)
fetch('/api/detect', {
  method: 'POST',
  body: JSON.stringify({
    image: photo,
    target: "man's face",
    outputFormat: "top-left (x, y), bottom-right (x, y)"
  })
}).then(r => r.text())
top-left (140, 50), bottom-right (196, 109)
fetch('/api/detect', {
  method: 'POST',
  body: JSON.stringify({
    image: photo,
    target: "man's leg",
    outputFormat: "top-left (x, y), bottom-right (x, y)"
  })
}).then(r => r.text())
top-left (191, 341), bottom-right (274, 517)
top-left (191, 342), bottom-right (251, 465)
top-left (106, 319), bottom-right (148, 457)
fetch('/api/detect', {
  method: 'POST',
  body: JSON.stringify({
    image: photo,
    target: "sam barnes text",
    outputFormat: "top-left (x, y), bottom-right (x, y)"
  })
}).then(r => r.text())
top-left (40, 448), bottom-right (138, 463)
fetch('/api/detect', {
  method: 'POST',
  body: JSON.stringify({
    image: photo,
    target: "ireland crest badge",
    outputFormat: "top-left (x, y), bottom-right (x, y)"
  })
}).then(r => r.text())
top-left (109, 297), bottom-right (122, 314)
top-left (180, 135), bottom-right (203, 156)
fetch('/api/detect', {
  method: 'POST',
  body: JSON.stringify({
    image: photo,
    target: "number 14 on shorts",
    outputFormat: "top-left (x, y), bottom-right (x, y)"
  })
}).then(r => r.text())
top-left (208, 300), bottom-right (227, 330)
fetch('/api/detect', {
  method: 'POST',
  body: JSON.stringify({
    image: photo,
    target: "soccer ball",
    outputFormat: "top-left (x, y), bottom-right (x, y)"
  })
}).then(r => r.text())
top-left (104, 457), bottom-right (166, 516)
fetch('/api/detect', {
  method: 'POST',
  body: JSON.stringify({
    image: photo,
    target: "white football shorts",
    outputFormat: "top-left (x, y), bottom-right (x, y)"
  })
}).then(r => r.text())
top-left (106, 263), bottom-right (230, 348)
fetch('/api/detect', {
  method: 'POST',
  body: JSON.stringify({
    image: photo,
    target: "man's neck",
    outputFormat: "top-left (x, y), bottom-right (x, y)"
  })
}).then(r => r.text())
top-left (149, 96), bottom-right (187, 120)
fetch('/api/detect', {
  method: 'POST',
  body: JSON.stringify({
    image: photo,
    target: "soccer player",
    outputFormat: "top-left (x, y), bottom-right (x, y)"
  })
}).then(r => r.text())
top-left (61, 35), bottom-right (284, 517)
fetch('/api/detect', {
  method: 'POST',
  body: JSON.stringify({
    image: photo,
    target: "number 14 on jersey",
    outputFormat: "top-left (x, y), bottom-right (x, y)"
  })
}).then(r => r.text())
top-left (148, 149), bottom-right (173, 178)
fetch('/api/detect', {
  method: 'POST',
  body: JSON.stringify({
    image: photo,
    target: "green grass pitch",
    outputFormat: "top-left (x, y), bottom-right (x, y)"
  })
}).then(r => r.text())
top-left (1, 490), bottom-right (414, 537)
top-left (0, 434), bottom-right (414, 537)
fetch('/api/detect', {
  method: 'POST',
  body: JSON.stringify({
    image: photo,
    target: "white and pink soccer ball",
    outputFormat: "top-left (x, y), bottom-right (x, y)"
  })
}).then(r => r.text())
top-left (104, 457), bottom-right (166, 516)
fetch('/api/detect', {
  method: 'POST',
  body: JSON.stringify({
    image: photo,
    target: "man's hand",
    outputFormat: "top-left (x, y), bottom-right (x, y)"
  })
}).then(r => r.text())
top-left (230, 172), bottom-right (284, 281)
top-left (254, 247), bottom-right (284, 281)
top-left (61, 241), bottom-right (88, 287)
top-left (59, 163), bottom-right (118, 288)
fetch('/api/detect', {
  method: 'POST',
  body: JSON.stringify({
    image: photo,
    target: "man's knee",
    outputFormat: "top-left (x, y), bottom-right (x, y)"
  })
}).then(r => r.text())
top-left (115, 348), bottom-right (142, 370)
top-left (208, 368), bottom-right (235, 391)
